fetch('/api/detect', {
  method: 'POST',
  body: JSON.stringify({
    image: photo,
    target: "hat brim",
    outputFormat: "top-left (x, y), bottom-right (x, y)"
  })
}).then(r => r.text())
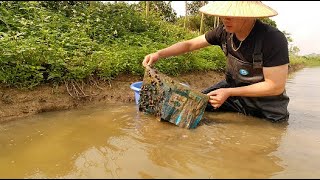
top-left (199, 1), bottom-right (278, 18)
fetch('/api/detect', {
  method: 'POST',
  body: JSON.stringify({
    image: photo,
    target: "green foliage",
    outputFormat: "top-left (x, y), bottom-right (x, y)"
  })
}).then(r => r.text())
top-left (132, 1), bottom-right (177, 22)
top-left (290, 55), bottom-right (320, 67)
top-left (259, 18), bottom-right (277, 28)
top-left (177, 14), bottom-right (218, 33)
top-left (304, 56), bottom-right (320, 67)
top-left (176, 1), bottom-right (218, 33)
top-left (187, 1), bottom-right (208, 15)
top-left (0, 1), bottom-right (226, 89)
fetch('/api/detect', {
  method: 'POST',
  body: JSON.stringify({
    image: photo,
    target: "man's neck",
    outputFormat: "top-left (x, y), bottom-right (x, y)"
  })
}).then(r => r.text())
top-left (235, 19), bottom-right (256, 41)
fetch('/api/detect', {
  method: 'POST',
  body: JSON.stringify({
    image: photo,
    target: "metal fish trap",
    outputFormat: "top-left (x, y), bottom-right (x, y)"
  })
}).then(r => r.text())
top-left (138, 66), bottom-right (209, 129)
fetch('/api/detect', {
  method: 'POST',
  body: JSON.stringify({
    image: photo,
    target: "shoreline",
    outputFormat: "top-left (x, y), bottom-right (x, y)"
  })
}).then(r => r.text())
top-left (0, 63), bottom-right (304, 123)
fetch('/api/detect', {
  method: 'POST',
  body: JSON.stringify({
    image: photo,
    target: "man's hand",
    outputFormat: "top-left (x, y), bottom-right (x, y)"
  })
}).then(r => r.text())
top-left (207, 88), bottom-right (231, 109)
top-left (142, 35), bottom-right (210, 68)
top-left (142, 52), bottom-right (160, 67)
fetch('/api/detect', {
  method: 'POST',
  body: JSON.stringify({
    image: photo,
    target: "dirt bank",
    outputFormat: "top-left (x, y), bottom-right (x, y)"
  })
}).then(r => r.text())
top-left (0, 64), bottom-right (304, 123)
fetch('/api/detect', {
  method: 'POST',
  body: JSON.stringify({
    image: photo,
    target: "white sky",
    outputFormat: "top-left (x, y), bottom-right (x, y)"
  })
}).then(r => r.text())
top-left (171, 1), bottom-right (320, 56)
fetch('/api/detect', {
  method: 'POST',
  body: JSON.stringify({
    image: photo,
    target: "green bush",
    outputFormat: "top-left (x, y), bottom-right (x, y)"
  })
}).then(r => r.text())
top-left (0, 1), bottom-right (226, 88)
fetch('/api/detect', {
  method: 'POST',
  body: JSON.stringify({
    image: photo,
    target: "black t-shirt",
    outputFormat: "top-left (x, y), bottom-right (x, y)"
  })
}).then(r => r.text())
top-left (205, 20), bottom-right (289, 67)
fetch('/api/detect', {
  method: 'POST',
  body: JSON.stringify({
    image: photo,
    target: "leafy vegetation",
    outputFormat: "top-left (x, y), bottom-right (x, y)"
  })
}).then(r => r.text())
top-left (290, 55), bottom-right (320, 67)
top-left (0, 1), bottom-right (225, 89)
top-left (0, 1), bottom-right (313, 89)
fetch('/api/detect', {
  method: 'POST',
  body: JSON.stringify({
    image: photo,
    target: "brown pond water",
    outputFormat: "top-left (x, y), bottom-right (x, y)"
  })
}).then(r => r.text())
top-left (0, 67), bottom-right (320, 178)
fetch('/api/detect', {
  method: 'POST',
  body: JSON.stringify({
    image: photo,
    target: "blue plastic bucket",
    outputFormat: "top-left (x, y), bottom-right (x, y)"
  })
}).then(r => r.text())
top-left (130, 81), bottom-right (143, 105)
top-left (130, 81), bottom-right (189, 105)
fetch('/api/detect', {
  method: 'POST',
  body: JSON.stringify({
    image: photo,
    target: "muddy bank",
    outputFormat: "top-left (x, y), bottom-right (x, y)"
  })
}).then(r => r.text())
top-left (0, 64), bottom-right (304, 123)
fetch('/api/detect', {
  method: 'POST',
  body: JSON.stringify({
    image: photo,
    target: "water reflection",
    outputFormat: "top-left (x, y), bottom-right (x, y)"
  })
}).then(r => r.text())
top-left (0, 104), bottom-right (288, 179)
top-left (0, 105), bottom-right (129, 178)
top-left (137, 112), bottom-right (289, 178)
top-left (271, 67), bottom-right (320, 178)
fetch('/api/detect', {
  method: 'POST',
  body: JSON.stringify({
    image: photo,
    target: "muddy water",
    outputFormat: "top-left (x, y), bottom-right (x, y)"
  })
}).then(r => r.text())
top-left (0, 67), bottom-right (320, 178)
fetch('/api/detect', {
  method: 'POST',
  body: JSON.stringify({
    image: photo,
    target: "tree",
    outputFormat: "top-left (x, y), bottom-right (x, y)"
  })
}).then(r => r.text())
top-left (134, 1), bottom-right (177, 22)
top-left (146, 1), bottom-right (150, 17)
top-left (259, 18), bottom-right (277, 28)
top-left (184, 1), bottom-right (188, 28)
top-left (183, 1), bottom-right (218, 33)
top-left (283, 30), bottom-right (300, 55)
top-left (187, 1), bottom-right (208, 15)
top-left (290, 46), bottom-right (300, 56)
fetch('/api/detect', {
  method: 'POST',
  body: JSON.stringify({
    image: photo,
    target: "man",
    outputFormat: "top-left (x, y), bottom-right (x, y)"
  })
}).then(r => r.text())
top-left (142, 1), bottom-right (290, 122)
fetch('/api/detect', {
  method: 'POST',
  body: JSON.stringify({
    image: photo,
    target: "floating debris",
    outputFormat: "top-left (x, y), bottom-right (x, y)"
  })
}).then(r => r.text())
top-left (139, 66), bottom-right (209, 129)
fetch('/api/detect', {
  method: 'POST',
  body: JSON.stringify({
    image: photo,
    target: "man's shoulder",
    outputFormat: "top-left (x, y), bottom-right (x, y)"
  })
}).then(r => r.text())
top-left (255, 20), bottom-right (276, 32)
top-left (257, 21), bottom-right (289, 67)
top-left (206, 24), bottom-right (226, 35)
top-left (257, 20), bottom-right (287, 44)
top-left (204, 24), bottom-right (227, 45)
top-left (258, 20), bottom-right (284, 36)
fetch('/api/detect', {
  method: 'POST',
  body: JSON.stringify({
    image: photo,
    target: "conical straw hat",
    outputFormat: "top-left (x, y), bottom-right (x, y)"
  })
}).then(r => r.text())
top-left (199, 1), bottom-right (278, 18)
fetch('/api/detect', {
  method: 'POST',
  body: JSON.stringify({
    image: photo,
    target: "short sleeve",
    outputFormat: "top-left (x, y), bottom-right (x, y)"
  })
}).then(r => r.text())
top-left (263, 30), bottom-right (290, 67)
top-left (204, 25), bottom-right (225, 46)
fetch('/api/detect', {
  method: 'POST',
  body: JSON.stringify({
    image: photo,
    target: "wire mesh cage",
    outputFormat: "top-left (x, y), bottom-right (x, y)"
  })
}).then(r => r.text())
top-left (139, 66), bottom-right (209, 129)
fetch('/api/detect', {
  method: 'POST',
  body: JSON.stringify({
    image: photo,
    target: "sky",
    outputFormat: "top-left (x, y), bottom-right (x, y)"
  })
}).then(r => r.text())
top-left (171, 1), bottom-right (320, 56)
